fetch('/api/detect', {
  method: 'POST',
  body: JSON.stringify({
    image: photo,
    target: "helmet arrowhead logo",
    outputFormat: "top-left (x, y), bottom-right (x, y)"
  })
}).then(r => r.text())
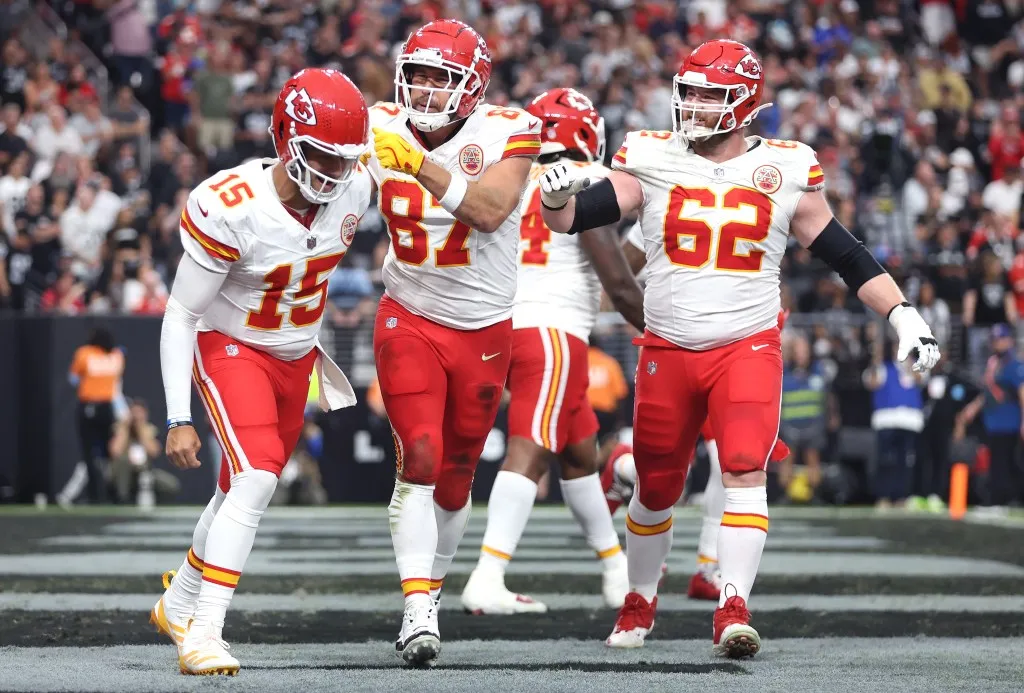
top-left (735, 55), bottom-right (762, 80)
top-left (284, 87), bottom-right (317, 126)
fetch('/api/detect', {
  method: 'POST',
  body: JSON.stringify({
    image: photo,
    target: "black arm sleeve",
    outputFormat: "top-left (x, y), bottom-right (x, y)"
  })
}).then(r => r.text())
top-left (568, 178), bottom-right (621, 235)
top-left (806, 217), bottom-right (886, 293)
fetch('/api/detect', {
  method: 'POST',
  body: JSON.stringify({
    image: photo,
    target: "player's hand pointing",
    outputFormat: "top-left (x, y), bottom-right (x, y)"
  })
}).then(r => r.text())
top-left (372, 127), bottom-right (425, 176)
top-left (539, 164), bottom-right (589, 210)
top-left (166, 424), bottom-right (202, 470)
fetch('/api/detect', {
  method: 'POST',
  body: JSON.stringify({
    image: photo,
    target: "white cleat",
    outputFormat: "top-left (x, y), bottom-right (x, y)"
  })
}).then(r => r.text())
top-left (395, 598), bottom-right (441, 668)
top-left (601, 560), bottom-right (630, 609)
top-left (178, 620), bottom-right (240, 676)
top-left (605, 593), bottom-right (657, 648)
top-left (460, 566), bottom-right (548, 615)
top-left (148, 571), bottom-right (190, 662)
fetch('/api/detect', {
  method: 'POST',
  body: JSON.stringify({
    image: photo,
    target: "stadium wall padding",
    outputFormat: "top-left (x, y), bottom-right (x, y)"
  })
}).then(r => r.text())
top-left (1, 315), bottom-right (520, 505)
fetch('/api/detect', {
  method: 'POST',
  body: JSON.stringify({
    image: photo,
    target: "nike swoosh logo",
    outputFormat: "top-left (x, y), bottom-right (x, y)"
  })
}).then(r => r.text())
top-left (197, 203), bottom-right (209, 217)
top-left (481, 353), bottom-right (501, 361)
top-left (751, 344), bottom-right (770, 351)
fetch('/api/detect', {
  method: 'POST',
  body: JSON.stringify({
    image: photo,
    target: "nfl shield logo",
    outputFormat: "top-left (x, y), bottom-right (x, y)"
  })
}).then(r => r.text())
top-left (646, 361), bottom-right (657, 375)
top-left (714, 167), bottom-right (725, 179)
top-left (226, 344), bottom-right (239, 357)
top-left (386, 317), bottom-right (398, 329)
top-left (307, 236), bottom-right (317, 250)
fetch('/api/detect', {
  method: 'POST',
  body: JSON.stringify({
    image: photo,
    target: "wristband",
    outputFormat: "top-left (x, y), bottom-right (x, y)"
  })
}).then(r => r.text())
top-left (438, 174), bottom-right (468, 215)
top-left (167, 418), bottom-right (193, 430)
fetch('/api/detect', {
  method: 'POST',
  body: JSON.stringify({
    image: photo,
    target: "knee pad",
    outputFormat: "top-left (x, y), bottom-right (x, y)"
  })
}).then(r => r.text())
top-left (633, 402), bottom-right (683, 456)
top-left (225, 469), bottom-right (278, 523)
top-left (637, 467), bottom-right (685, 511)
top-left (433, 467), bottom-right (475, 511)
top-left (720, 448), bottom-right (768, 475)
top-left (396, 425), bottom-right (443, 485)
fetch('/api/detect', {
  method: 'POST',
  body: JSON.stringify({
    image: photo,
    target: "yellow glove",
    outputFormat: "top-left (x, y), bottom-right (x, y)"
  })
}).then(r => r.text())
top-left (372, 127), bottom-right (425, 177)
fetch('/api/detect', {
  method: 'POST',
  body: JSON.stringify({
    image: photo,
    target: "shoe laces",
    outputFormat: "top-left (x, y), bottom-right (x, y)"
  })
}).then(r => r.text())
top-left (187, 619), bottom-right (230, 651)
top-left (405, 599), bottom-right (436, 625)
top-left (718, 586), bottom-right (750, 622)
top-left (616, 593), bottom-right (654, 631)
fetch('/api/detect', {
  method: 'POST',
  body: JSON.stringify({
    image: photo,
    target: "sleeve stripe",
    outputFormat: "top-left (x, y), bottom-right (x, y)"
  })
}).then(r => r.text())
top-left (180, 210), bottom-right (240, 262)
top-left (612, 145), bottom-right (628, 166)
top-left (506, 134), bottom-right (541, 145)
top-left (501, 144), bottom-right (540, 160)
top-left (807, 173), bottom-right (825, 186)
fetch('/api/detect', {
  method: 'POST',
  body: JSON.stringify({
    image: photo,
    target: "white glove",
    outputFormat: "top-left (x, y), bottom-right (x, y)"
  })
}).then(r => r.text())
top-left (539, 164), bottom-right (590, 209)
top-left (888, 303), bottom-right (940, 373)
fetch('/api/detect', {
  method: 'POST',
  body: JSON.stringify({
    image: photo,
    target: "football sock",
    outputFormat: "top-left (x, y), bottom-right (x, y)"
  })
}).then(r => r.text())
top-left (167, 488), bottom-right (225, 613)
top-left (477, 471), bottom-right (538, 575)
top-left (718, 485), bottom-right (769, 606)
top-left (390, 481), bottom-right (438, 606)
top-left (697, 440), bottom-right (723, 572)
top-left (625, 496), bottom-right (673, 602)
top-left (431, 498), bottom-right (471, 600)
top-left (560, 473), bottom-right (624, 571)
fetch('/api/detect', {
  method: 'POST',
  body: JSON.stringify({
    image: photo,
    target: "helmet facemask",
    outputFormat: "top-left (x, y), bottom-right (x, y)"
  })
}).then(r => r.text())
top-left (395, 51), bottom-right (482, 132)
top-left (672, 73), bottom-right (758, 141)
top-left (277, 134), bottom-right (365, 204)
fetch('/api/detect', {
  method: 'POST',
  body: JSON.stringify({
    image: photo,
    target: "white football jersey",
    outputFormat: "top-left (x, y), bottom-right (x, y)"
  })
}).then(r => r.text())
top-left (513, 159), bottom-right (608, 342)
top-left (612, 131), bottom-right (824, 350)
top-left (180, 158), bottom-right (373, 360)
top-left (366, 102), bottom-right (542, 329)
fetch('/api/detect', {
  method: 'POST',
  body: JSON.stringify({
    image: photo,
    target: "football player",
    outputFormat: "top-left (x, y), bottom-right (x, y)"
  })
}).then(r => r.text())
top-left (540, 39), bottom-right (939, 657)
top-left (151, 68), bottom-right (372, 675)
top-left (460, 88), bottom-right (644, 615)
top-left (361, 19), bottom-right (540, 667)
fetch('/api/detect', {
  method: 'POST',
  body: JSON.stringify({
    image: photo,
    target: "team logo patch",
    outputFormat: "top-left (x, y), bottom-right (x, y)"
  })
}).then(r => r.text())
top-left (647, 361), bottom-right (657, 375)
top-left (284, 87), bottom-right (317, 126)
top-left (753, 164), bottom-right (782, 194)
top-left (736, 54), bottom-right (762, 80)
top-left (341, 214), bottom-right (358, 245)
top-left (459, 144), bottom-right (484, 175)
top-left (225, 344), bottom-right (239, 357)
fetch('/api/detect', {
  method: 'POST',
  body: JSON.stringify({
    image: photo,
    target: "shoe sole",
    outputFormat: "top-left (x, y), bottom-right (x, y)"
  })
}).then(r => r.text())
top-left (179, 665), bottom-right (240, 676)
top-left (399, 634), bottom-right (441, 668)
top-left (461, 602), bottom-right (548, 615)
top-left (714, 628), bottom-right (761, 659)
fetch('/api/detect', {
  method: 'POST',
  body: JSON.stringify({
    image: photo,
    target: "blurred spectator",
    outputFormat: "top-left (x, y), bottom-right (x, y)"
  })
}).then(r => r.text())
top-left (957, 324), bottom-right (1024, 507)
top-left (587, 338), bottom-right (630, 441)
top-left (60, 180), bottom-right (120, 281)
top-left (108, 398), bottom-right (180, 507)
top-left (0, 150), bottom-right (30, 237)
top-left (864, 340), bottom-right (926, 509)
top-left (31, 105), bottom-right (84, 167)
top-left (963, 251), bottom-right (1016, 369)
top-left (0, 103), bottom-right (30, 168)
top-left (779, 333), bottom-right (829, 500)
top-left (58, 327), bottom-right (124, 506)
top-left (193, 45), bottom-right (236, 157)
top-left (39, 267), bottom-right (86, 315)
top-left (916, 279), bottom-right (952, 350)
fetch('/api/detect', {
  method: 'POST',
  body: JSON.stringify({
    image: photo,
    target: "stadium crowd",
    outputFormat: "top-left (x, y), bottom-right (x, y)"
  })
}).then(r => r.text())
top-left (2, 0), bottom-right (1023, 508)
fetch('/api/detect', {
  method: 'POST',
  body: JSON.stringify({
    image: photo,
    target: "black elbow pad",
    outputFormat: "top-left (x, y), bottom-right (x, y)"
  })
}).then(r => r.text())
top-left (807, 218), bottom-right (885, 293)
top-left (569, 178), bottom-right (621, 235)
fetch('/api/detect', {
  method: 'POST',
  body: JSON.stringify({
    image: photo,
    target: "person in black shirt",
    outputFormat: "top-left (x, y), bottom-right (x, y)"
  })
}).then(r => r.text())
top-left (0, 103), bottom-right (27, 169)
top-left (917, 358), bottom-right (982, 509)
top-left (963, 251), bottom-right (1016, 370)
top-left (0, 39), bottom-right (29, 111)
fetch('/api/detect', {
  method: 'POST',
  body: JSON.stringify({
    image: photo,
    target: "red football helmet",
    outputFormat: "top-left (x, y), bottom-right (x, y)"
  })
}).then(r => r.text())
top-left (271, 68), bottom-right (368, 204)
top-left (395, 19), bottom-right (492, 132)
top-left (673, 40), bottom-right (772, 140)
top-left (526, 88), bottom-right (606, 163)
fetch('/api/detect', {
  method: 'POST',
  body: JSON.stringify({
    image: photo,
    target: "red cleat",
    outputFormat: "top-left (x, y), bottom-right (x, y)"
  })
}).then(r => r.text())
top-left (601, 443), bottom-right (635, 515)
top-left (605, 592), bottom-right (657, 648)
top-left (686, 571), bottom-right (721, 601)
top-left (713, 593), bottom-right (761, 659)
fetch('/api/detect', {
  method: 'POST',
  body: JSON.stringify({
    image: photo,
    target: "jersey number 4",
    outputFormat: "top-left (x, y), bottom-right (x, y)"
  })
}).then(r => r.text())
top-left (520, 187), bottom-right (550, 265)
top-left (664, 186), bottom-right (773, 272)
top-left (245, 254), bottom-right (344, 330)
top-left (380, 180), bottom-right (472, 267)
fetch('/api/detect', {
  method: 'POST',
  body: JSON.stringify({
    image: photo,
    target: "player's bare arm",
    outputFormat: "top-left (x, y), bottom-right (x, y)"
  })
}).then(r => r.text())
top-left (579, 227), bottom-right (645, 331)
top-left (160, 254), bottom-right (230, 470)
top-left (620, 235), bottom-right (647, 275)
top-left (423, 155), bottom-right (533, 233)
top-left (539, 168), bottom-right (643, 235)
top-left (791, 189), bottom-right (940, 372)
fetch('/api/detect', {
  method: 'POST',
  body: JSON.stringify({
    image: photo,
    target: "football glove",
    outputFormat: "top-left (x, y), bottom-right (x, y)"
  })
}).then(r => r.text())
top-left (539, 163), bottom-right (590, 209)
top-left (888, 303), bottom-right (941, 373)
top-left (372, 127), bottom-right (425, 177)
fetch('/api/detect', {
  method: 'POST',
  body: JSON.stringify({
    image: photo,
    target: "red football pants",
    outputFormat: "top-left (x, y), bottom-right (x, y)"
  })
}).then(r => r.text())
top-left (373, 295), bottom-right (512, 510)
top-left (632, 328), bottom-right (783, 511)
top-left (193, 330), bottom-right (317, 494)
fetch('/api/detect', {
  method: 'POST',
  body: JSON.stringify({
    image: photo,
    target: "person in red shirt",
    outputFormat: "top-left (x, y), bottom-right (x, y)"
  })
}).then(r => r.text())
top-left (987, 111), bottom-right (1024, 180)
top-left (40, 269), bottom-right (87, 315)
